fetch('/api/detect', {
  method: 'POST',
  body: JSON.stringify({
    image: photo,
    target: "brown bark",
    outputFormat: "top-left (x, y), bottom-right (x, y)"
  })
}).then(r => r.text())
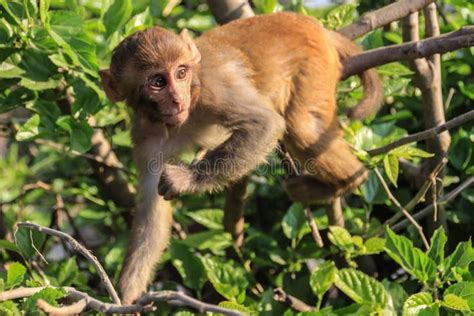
top-left (339, 0), bottom-right (435, 40)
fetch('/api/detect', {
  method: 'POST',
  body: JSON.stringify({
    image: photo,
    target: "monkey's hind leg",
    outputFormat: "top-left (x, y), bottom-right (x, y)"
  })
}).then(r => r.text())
top-left (223, 176), bottom-right (248, 248)
top-left (283, 119), bottom-right (367, 204)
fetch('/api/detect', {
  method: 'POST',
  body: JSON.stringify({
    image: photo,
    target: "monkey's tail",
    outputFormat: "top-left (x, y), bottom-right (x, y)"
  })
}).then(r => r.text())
top-left (326, 30), bottom-right (383, 120)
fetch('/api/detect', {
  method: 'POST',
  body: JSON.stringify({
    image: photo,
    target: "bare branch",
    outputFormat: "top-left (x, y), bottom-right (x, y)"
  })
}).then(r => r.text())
top-left (391, 176), bottom-right (474, 233)
top-left (373, 168), bottom-right (429, 249)
top-left (367, 110), bottom-right (474, 156)
top-left (339, 0), bottom-right (435, 40)
top-left (273, 288), bottom-right (315, 312)
top-left (206, 0), bottom-right (254, 24)
top-left (16, 222), bottom-right (121, 305)
top-left (280, 149), bottom-right (324, 248)
top-left (138, 291), bottom-right (244, 315)
top-left (367, 158), bottom-right (447, 238)
top-left (342, 26), bottom-right (474, 79)
top-left (0, 286), bottom-right (244, 315)
top-left (37, 298), bottom-right (87, 315)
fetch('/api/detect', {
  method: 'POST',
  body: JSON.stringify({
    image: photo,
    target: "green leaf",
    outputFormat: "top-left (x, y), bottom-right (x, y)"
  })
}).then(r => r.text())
top-left (39, 0), bottom-right (50, 25)
top-left (24, 287), bottom-right (66, 313)
top-left (443, 240), bottom-right (474, 281)
top-left (444, 282), bottom-right (474, 310)
top-left (442, 293), bottom-right (470, 311)
top-left (383, 154), bottom-right (399, 187)
top-left (310, 261), bottom-right (337, 297)
top-left (334, 268), bottom-right (389, 308)
top-left (383, 279), bottom-right (408, 314)
top-left (427, 227), bottom-right (447, 266)
top-left (282, 203), bottom-right (307, 240)
top-left (390, 146), bottom-right (434, 159)
top-left (0, 239), bottom-right (19, 253)
top-left (20, 77), bottom-right (60, 90)
top-left (15, 114), bottom-right (40, 141)
top-left (56, 117), bottom-right (94, 153)
top-left (6, 262), bottom-right (26, 289)
top-left (0, 300), bottom-right (21, 316)
top-left (328, 226), bottom-right (353, 251)
top-left (403, 292), bottom-right (439, 316)
top-left (361, 170), bottom-right (380, 203)
top-left (57, 257), bottom-right (79, 286)
top-left (201, 257), bottom-right (248, 303)
top-left (169, 241), bottom-right (207, 291)
top-left (14, 226), bottom-right (46, 260)
top-left (49, 10), bottom-right (83, 39)
top-left (253, 0), bottom-right (278, 13)
top-left (324, 3), bottom-right (357, 30)
top-left (218, 301), bottom-right (256, 315)
top-left (0, 62), bottom-right (24, 78)
top-left (384, 228), bottom-right (437, 283)
top-left (103, 0), bottom-right (132, 38)
top-left (363, 237), bottom-right (386, 255)
top-left (187, 209), bottom-right (224, 230)
top-left (181, 230), bottom-right (233, 253)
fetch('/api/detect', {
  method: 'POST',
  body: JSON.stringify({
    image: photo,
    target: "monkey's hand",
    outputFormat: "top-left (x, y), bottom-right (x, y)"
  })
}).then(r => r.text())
top-left (158, 164), bottom-right (195, 200)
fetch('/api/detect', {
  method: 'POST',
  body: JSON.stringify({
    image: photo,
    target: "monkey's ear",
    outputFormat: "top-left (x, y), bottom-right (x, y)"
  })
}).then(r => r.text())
top-left (180, 29), bottom-right (201, 64)
top-left (99, 69), bottom-right (125, 102)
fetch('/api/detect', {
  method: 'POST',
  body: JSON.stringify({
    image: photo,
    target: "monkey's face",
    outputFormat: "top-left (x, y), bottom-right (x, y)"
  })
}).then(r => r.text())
top-left (137, 63), bottom-right (194, 126)
top-left (99, 27), bottom-right (201, 127)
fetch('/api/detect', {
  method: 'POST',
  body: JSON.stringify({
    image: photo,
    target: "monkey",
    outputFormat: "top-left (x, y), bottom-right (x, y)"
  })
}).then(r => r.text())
top-left (99, 12), bottom-right (383, 304)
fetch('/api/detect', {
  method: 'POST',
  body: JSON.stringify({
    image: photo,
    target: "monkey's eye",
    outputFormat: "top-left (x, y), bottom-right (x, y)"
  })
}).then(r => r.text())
top-left (149, 75), bottom-right (167, 88)
top-left (176, 67), bottom-right (187, 80)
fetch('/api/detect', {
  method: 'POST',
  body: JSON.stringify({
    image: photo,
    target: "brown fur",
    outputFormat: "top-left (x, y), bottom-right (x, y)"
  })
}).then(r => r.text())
top-left (99, 12), bottom-right (382, 303)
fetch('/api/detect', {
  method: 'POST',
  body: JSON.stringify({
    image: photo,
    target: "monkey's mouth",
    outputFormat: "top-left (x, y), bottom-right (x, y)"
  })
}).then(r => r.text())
top-left (160, 109), bottom-right (189, 126)
top-left (161, 109), bottom-right (185, 117)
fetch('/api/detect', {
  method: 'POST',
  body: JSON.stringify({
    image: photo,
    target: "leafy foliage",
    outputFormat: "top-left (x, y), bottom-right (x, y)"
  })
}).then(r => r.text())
top-left (0, 0), bottom-right (473, 314)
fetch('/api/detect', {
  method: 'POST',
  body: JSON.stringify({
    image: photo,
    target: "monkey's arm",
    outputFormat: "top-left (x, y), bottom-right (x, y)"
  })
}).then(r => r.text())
top-left (119, 138), bottom-right (173, 304)
top-left (159, 95), bottom-right (285, 199)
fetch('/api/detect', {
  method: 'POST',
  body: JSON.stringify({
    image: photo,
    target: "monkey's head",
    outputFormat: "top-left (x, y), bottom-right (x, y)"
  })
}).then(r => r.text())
top-left (99, 27), bottom-right (201, 126)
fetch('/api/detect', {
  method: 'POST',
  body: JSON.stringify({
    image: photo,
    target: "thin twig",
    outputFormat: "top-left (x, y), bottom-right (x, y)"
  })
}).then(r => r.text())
top-left (431, 177), bottom-right (438, 221)
top-left (373, 168), bottom-right (429, 249)
top-left (273, 288), bottom-right (315, 312)
top-left (280, 150), bottom-right (324, 248)
top-left (367, 110), bottom-right (474, 156)
top-left (391, 176), bottom-right (474, 232)
top-left (0, 286), bottom-right (244, 315)
top-left (366, 159), bottom-right (447, 238)
top-left (16, 222), bottom-right (121, 305)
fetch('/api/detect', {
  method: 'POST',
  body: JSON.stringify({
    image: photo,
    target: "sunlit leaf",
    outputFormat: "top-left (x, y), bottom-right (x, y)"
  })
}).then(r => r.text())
top-left (384, 228), bottom-right (436, 283)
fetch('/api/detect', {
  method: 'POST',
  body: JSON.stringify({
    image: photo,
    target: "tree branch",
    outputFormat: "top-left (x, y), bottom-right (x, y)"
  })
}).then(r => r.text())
top-left (367, 158), bottom-right (446, 238)
top-left (0, 286), bottom-right (244, 315)
top-left (339, 0), bottom-right (435, 40)
top-left (16, 222), bottom-right (121, 305)
top-left (341, 26), bottom-right (474, 79)
top-left (373, 168), bottom-right (429, 249)
top-left (391, 176), bottom-right (474, 232)
top-left (367, 110), bottom-right (474, 156)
